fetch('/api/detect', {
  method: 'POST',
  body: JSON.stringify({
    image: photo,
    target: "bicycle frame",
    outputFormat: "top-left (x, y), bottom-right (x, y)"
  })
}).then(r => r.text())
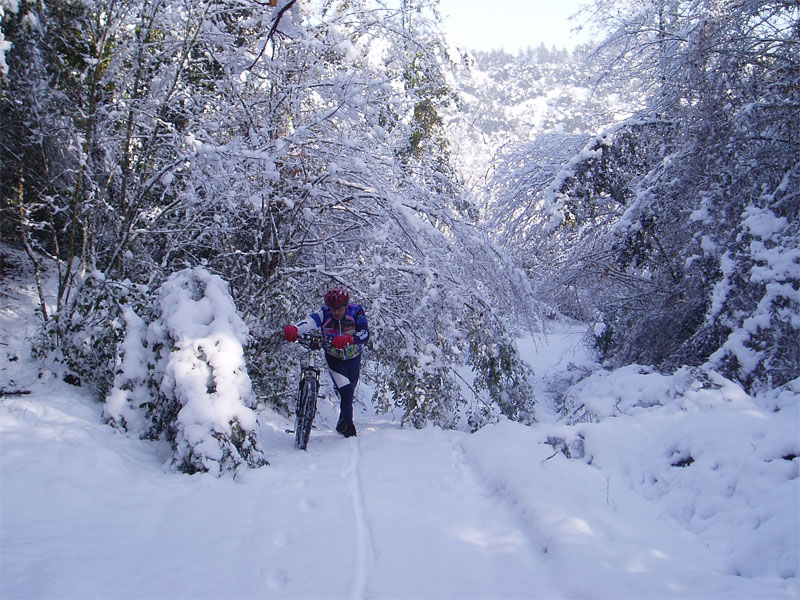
top-left (298, 332), bottom-right (325, 377)
top-left (293, 333), bottom-right (324, 450)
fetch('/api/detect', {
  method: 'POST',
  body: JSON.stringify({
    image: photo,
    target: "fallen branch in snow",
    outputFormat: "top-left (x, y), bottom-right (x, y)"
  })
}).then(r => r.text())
top-left (0, 388), bottom-right (31, 397)
top-left (543, 450), bottom-right (560, 462)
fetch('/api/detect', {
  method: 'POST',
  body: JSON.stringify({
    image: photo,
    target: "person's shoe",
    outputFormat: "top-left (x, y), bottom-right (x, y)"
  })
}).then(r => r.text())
top-left (336, 419), bottom-right (356, 437)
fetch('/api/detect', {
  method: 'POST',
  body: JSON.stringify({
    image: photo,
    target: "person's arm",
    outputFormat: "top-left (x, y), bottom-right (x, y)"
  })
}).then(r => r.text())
top-left (295, 309), bottom-right (323, 335)
top-left (284, 309), bottom-right (323, 341)
top-left (352, 306), bottom-right (369, 345)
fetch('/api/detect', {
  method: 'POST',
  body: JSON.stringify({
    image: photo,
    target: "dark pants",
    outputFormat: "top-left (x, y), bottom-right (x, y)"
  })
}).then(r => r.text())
top-left (325, 353), bottom-right (361, 426)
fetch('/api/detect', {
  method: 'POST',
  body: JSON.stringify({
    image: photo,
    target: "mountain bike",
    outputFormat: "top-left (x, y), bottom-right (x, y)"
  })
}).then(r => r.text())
top-left (293, 332), bottom-right (324, 450)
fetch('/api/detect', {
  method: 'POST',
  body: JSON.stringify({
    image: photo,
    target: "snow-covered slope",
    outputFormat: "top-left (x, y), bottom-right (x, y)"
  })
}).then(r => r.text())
top-left (1, 249), bottom-right (797, 599)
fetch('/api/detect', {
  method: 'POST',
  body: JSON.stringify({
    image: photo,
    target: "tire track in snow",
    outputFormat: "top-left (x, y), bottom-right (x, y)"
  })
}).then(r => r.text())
top-left (453, 438), bottom-right (544, 554)
top-left (342, 437), bottom-right (375, 599)
top-left (451, 436), bottom-right (562, 596)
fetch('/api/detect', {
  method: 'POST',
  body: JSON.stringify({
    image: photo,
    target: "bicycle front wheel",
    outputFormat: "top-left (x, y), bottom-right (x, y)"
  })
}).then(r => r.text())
top-left (294, 376), bottom-right (319, 450)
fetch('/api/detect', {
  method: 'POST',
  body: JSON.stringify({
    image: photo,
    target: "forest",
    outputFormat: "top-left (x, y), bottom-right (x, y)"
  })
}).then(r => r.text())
top-left (1, 0), bottom-right (797, 474)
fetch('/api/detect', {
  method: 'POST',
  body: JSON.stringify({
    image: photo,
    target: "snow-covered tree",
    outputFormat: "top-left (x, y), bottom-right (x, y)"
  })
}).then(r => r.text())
top-left (489, 0), bottom-right (799, 392)
top-left (105, 267), bottom-right (268, 475)
top-left (238, 0), bottom-right (540, 428)
top-left (3, 0), bottom-right (540, 437)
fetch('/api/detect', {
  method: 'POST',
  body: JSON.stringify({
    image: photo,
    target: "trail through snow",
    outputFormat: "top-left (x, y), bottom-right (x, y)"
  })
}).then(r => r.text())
top-left (344, 440), bottom-right (372, 599)
top-left (1, 255), bottom-right (797, 599)
top-left (3, 394), bottom-right (794, 599)
top-left (244, 417), bottom-right (563, 598)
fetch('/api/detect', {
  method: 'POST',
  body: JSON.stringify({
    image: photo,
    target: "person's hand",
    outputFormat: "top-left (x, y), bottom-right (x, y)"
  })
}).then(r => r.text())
top-left (283, 325), bottom-right (298, 342)
top-left (332, 335), bottom-right (354, 350)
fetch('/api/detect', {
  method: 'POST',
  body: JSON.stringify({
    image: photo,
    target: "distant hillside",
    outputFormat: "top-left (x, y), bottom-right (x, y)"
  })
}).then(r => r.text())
top-left (447, 44), bottom-right (646, 188)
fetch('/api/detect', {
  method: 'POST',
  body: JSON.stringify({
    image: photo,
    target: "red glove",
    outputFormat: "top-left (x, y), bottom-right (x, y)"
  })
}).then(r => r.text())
top-left (283, 325), bottom-right (298, 342)
top-left (332, 335), bottom-right (354, 350)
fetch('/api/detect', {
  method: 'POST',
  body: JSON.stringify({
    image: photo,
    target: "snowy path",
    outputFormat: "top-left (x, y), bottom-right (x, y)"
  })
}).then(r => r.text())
top-left (2, 385), bottom-right (796, 599)
top-left (341, 424), bottom-right (559, 598)
top-left (342, 439), bottom-right (374, 599)
top-left (247, 420), bottom-right (561, 599)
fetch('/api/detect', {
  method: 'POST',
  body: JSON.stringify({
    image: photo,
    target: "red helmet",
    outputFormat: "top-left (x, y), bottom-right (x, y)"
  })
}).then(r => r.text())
top-left (325, 287), bottom-right (349, 308)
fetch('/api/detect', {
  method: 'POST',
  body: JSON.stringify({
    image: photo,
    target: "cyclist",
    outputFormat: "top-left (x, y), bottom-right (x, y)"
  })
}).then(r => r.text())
top-left (283, 287), bottom-right (369, 438)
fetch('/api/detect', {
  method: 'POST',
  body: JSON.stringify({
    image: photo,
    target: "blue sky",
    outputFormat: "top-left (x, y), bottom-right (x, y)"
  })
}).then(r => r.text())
top-left (436, 0), bottom-right (593, 53)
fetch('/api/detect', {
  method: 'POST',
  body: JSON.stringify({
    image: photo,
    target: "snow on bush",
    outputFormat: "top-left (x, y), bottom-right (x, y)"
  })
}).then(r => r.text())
top-left (105, 267), bottom-right (268, 475)
top-left (706, 204), bottom-right (800, 391)
top-left (104, 304), bottom-right (152, 436)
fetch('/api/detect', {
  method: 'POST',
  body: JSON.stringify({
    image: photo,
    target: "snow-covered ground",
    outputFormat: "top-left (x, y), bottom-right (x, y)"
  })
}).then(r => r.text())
top-left (1, 253), bottom-right (798, 599)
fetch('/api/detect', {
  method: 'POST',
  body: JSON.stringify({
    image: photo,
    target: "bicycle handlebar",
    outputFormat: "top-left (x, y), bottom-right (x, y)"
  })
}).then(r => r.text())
top-left (287, 330), bottom-right (352, 352)
top-left (296, 332), bottom-right (325, 351)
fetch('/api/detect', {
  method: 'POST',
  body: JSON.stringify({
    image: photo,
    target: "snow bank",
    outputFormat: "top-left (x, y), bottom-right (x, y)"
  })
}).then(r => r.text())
top-left (553, 366), bottom-right (799, 581)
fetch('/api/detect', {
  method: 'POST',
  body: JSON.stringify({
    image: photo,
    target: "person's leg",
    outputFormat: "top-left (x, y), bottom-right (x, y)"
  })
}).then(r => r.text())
top-left (338, 384), bottom-right (354, 429)
top-left (326, 354), bottom-right (361, 436)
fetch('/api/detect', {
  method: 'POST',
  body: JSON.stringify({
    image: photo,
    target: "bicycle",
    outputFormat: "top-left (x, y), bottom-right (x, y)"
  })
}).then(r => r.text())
top-left (293, 332), bottom-right (324, 450)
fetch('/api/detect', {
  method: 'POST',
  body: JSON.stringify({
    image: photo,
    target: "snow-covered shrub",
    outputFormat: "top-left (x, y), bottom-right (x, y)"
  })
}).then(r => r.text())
top-left (105, 267), bottom-right (268, 475)
top-left (33, 271), bottom-right (152, 399)
top-left (556, 364), bottom-right (696, 424)
top-left (468, 335), bottom-right (535, 426)
top-left (155, 268), bottom-right (267, 474)
top-left (371, 336), bottom-right (464, 430)
top-left (704, 203), bottom-right (800, 392)
top-left (368, 308), bottom-right (537, 431)
top-left (104, 302), bottom-right (155, 436)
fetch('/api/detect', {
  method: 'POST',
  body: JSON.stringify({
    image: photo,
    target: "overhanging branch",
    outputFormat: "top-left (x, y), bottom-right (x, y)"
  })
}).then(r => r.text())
top-left (247, 0), bottom-right (298, 70)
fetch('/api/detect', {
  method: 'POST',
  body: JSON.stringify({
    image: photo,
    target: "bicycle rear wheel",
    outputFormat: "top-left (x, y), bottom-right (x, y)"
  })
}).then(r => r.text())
top-left (294, 376), bottom-right (319, 450)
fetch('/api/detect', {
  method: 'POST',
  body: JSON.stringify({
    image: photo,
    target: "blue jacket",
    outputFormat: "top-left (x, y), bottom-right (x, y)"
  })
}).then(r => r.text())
top-left (295, 303), bottom-right (369, 360)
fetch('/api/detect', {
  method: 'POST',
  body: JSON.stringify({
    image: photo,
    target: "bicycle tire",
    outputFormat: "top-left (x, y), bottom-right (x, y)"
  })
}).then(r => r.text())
top-left (294, 376), bottom-right (319, 450)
